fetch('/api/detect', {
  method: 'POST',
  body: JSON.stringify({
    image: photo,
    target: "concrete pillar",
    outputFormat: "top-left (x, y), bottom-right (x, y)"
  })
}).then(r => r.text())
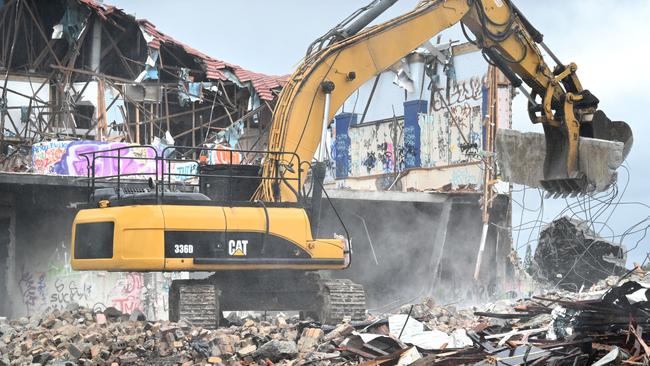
top-left (403, 100), bottom-right (426, 169)
top-left (334, 112), bottom-right (356, 179)
top-left (0, 192), bottom-right (15, 317)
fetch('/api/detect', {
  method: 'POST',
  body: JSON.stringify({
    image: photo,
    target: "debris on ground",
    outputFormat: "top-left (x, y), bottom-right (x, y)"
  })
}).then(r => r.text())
top-left (532, 217), bottom-right (627, 291)
top-left (2, 273), bottom-right (650, 365)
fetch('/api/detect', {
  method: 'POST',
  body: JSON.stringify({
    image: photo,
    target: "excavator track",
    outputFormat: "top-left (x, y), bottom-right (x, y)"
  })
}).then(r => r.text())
top-left (168, 280), bottom-right (219, 329)
top-left (317, 278), bottom-right (367, 324)
top-left (169, 273), bottom-right (366, 329)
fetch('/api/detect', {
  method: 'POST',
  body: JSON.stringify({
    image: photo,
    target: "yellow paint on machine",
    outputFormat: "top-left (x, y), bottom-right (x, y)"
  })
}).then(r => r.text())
top-left (70, 205), bottom-right (346, 272)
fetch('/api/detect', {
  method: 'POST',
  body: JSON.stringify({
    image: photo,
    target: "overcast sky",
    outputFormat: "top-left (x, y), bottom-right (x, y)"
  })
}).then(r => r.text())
top-left (110, 0), bottom-right (649, 265)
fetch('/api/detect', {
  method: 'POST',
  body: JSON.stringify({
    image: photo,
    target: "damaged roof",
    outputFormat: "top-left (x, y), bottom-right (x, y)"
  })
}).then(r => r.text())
top-left (80, 0), bottom-right (286, 101)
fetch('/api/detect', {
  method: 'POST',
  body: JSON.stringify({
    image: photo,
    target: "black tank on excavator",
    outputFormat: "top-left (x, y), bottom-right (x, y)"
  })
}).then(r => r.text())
top-left (198, 164), bottom-right (261, 201)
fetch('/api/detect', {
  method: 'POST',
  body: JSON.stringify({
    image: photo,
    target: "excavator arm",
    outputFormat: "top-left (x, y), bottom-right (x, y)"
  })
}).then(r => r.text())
top-left (254, 0), bottom-right (632, 202)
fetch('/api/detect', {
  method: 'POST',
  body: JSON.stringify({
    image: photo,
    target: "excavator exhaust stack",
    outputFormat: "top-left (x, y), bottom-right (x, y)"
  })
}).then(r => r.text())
top-left (497, 110), bottom-right (632, 198)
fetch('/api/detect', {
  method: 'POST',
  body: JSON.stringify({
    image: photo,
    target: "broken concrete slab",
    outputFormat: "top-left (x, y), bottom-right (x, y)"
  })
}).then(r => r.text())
top-left (253, 340), bottom-right (298, 362)
top-left (496, 129), bottom-right (624, 192)
top-left (532, 217), bottom-right (627, 290)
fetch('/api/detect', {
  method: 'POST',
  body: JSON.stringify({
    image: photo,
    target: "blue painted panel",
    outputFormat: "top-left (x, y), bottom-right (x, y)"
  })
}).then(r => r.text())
top-left (403, 100), bottom-right (427, 169)
top-left (334, 113), bottom-right (356, 178)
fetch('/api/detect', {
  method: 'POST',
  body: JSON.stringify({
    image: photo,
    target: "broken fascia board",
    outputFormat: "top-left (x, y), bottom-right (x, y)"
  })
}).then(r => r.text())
top-left (389, 41), bottom-right (455, 93)
top-left (52, 24), bottom-right (64, 40)
top-left (389, 59), bottom-right (415, 92)
top-left (53, 2), bottom-right (90, 44)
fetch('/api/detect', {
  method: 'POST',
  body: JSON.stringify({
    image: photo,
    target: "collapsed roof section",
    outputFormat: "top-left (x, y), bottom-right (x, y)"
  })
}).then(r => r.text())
top-left (0, 0), bottom-right (286, 164)
top-left (134, 17), bottom-right (286, 101)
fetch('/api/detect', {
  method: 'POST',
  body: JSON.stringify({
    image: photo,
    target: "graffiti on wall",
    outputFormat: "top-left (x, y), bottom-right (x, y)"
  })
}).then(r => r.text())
top-left (340, 75), bottom-right (485, 185)
top-left (348, 120), bottom-right (402, 177)
top-left (32, 140), bottom-right (245, 181)
top-left (450, 168), bottom-right (481, 187)
top-left (430, 76), bottom-right (483, 112)
top-left (107, 272), bottom-right (144, 314)
top-left (16, 241), bottom-right (181, 318)
top-left (33, 140), bottom-right (160, 178)
top-left (420, 76), bottom-right (484, 168)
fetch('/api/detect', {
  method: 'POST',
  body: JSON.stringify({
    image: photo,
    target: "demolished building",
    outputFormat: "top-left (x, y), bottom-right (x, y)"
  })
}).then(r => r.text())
top-left (0, 0), bottom-right (518, 320)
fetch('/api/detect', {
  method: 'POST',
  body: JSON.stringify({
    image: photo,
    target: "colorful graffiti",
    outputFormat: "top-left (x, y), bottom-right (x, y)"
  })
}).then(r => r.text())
top-left (55, 142), bottom-right (156, 177)
top-left (334, 75), bottom-right (486, 185)
top-left (31, 140), bottom-right (243, 181)
top-left (33, 140), bottom-right (155, 176)
top-left (108, 273), bottom-right (144, 314)
top-left (31, 140), bottom-right (71, 174)
top-left (14, 240), bottom-right (179, 318)
top-left (17, 266), bottom-right (177, 319)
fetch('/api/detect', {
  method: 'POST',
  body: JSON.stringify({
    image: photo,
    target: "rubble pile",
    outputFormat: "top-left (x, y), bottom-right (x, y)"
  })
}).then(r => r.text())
top-left (3, 273), bottom-right (650, 365)
top-left (0, 305), bottom-right (308, 366)
top-left (532, 217), bottom-right (627, 291)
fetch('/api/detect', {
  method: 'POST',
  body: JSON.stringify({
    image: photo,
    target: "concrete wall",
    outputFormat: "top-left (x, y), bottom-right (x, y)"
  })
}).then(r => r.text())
top-left (317, 190), bottom-right (514, 309)
top-left (333, 74), bottom-right (485, 181)
top-left (332, 163), bottom-right (483, 192)
top-left (331, 47), bottom-right (513, 192)
top-left (0, 176), bottom-right (183, 319)
top-left (0, 192), bottom-right (16, 316)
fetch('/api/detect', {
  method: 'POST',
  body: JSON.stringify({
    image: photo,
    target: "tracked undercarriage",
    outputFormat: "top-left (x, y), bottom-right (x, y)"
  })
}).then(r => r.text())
top-left (169, 271), bottom-right (367, 329)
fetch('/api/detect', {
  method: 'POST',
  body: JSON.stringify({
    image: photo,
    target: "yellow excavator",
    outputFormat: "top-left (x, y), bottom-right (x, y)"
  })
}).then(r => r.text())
top-left (71, 0), bottom-right (632, 327)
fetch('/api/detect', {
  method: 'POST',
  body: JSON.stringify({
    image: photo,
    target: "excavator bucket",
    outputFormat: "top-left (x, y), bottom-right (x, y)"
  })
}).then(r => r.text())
top-left (496, 111), bottom-right (632, 197)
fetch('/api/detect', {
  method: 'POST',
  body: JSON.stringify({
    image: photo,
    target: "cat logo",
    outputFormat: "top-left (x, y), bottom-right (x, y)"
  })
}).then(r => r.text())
top-left (228, 239), bottom-right (248, 256)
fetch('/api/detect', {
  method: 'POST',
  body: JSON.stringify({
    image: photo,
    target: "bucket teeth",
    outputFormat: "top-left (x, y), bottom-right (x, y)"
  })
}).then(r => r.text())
top-left (540, 177), bottom-right (590, 198)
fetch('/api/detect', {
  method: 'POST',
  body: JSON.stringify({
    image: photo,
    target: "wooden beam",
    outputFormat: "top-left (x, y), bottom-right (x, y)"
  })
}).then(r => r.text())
top-left (164, 86), bottom-right (170, 132)
top-left (96, 78), bottom-right (107, 140)
top-left (0, 0), bottom-right (22, 147)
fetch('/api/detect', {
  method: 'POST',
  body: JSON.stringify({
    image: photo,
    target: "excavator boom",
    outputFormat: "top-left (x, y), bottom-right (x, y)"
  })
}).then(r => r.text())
top-left (254, 0), bottom-right (632, 201)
